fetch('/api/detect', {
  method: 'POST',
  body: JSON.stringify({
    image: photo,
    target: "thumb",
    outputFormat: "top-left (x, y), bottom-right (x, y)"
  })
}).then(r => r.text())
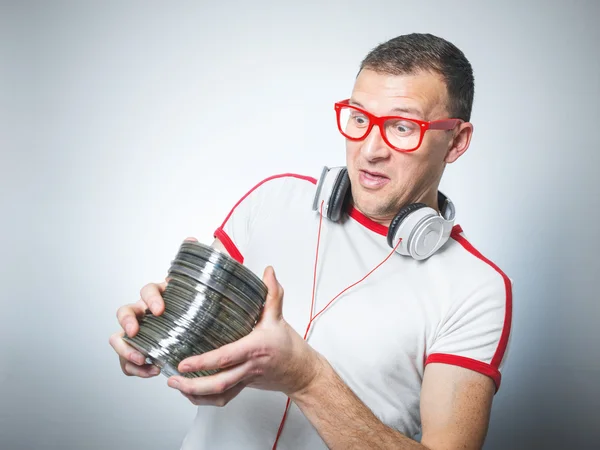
top-left (184, 236), bottom-right (198, 242)
top-left (261, 266), bottom-right (283, 321)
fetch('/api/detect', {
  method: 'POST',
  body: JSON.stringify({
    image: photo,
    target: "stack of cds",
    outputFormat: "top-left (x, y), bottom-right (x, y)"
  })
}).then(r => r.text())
top-left (123, 241), bottom-right (267, 378)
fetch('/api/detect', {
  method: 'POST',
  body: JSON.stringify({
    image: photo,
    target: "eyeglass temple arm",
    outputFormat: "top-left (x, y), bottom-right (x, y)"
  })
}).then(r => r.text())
top-left (428, 118), bottom-right (463, 130)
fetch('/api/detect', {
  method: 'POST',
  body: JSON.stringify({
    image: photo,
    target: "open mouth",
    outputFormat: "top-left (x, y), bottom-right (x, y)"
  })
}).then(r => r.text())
top-left (359, 170), bottom-right (390, 188)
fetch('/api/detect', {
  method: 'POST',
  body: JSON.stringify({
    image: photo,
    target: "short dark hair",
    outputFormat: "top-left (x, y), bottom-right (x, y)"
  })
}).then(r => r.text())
top-left (359, 33), bottom-right (475, 122)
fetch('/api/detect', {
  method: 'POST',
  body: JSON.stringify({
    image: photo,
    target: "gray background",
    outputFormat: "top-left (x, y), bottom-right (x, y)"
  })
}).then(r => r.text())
top-left (1, 1), bottom-right (599, 449)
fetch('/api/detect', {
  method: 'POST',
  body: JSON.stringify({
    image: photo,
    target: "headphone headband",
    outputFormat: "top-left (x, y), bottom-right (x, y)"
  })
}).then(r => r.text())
top-left (437, 191), bottom-right (455, 222)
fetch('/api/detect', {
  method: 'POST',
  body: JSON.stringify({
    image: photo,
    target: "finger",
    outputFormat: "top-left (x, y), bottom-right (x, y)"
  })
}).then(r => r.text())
top-left (109, 330), bottom-right (147, 366)
top-left (123, 361), bottom-right (161, 378)
top-left (168, 361), bottom-right (252, 396)
top-left (184, 236), bottom-right (198, 242)
top-left (181, 382), bottom-right (246, 407)
top-left (178, 335), bottom-right (255, 373)
top-left (140, 282), bottom-right (167, 316)
top-left (116, 301), bottom-right (147, 337)
top-left (261, 266), bottom-right (284, 321)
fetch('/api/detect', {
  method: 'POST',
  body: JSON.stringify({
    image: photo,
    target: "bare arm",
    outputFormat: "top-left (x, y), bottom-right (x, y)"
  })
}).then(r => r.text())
top-left (290, 357), bottom-right (495, 450)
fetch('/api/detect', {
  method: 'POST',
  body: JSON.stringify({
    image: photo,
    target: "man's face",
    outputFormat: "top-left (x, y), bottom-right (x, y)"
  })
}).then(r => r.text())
top-left (345, 68), bottom-right (465, 225)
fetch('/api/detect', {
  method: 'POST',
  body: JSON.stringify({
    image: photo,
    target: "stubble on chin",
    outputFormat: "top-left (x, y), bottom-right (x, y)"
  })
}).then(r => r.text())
top-left (353, 190), bottom-right (400, 223)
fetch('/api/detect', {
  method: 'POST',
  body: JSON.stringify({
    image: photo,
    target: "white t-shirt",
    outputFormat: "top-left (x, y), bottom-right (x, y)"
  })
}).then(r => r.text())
top-left (180, 172), bottom-right (512, 450)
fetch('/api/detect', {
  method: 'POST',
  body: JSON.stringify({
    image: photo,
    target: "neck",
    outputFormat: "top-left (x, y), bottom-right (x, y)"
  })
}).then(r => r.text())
top-left (351, 190), bottom-right (441, 229)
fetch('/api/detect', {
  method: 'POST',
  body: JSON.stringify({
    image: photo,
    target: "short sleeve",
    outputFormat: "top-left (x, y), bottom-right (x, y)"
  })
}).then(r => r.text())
top-left (213, 178), bottom-right (272, 264)
top-left (425, 248), bottom-right (513, 393)
top-left (212, 173), bottom-right (317, 264)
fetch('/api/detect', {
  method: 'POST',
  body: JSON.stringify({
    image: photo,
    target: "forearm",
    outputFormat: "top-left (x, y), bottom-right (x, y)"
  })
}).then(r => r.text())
top-left (290, 355), bottom-right (428, 450)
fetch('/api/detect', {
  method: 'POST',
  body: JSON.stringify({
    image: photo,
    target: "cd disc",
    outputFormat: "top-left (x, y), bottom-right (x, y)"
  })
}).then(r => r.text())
top-left (123, 240), bottom-right (267, 378)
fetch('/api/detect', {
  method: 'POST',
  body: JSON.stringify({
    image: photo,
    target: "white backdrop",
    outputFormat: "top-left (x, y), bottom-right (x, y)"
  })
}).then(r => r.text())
top-left (1, 1), bottom-right (599, 449)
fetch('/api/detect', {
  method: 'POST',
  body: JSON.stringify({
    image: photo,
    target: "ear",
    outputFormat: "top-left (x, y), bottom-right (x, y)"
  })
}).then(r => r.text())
top-left (445, 122), bottom-right (473, 164)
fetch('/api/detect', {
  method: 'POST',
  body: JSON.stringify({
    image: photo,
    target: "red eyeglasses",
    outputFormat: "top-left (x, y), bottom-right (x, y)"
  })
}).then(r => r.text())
top-left (334, 99), bottom-right (463, 152)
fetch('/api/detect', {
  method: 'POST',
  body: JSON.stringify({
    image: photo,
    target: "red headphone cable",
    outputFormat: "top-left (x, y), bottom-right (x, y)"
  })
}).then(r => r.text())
top-left (271, 201), bottom-right (401, 449)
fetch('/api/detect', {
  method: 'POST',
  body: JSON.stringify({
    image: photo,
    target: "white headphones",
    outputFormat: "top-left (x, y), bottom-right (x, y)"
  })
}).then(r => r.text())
top-left (312, 166), bottom-right (456, 261)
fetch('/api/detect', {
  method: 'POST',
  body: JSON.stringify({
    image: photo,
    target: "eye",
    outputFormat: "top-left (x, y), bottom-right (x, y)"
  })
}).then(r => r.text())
top-left (351, 112), bottom-right (369, 127)
top-left (388, 119), bottom-right (418, 135)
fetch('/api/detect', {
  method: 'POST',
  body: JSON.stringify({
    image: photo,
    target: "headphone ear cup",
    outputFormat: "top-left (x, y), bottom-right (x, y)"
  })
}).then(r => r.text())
top-left (328, 168), bottom-right (350, 222)
top-left (387, 202), bottom-right (428, 248)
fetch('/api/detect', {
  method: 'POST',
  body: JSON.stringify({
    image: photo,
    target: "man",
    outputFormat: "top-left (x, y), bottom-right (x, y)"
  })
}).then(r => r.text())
top-left (110, 33), bottom-right (512, 449)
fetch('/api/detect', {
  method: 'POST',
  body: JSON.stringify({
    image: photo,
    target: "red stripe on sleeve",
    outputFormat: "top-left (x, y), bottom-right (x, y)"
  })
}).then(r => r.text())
top-left (217, 173), bottom-right (317, 229)
top-left (425, 353), bottom-right (502, 392)
top-left (451, 231), bottom-right (513, 369)
top-left (214, 173), bottom-right (317, 264)
top-left (213, 228), bottom-right (244, 264)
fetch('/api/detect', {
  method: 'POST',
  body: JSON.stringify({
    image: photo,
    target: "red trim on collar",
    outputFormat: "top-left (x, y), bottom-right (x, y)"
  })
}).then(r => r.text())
top-left (347, 205), bottom-right (389, 236)
top-left (348, 205), bottom-right (464, 239)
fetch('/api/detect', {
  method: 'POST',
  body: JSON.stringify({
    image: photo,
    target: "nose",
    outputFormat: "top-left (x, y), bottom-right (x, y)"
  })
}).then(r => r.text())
top-left (360, 124), bottom-right (391, 162)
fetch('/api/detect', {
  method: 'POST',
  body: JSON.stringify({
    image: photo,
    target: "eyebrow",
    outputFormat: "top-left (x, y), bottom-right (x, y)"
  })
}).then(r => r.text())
top-left (349, 100), bottom-right (425, 120)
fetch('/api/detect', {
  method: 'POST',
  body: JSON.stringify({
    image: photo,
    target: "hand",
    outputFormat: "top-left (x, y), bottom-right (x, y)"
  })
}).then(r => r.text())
top-left (167, 266), bottom-right (325, 407)
top-left (108, 237), bottom-right (197, 378)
